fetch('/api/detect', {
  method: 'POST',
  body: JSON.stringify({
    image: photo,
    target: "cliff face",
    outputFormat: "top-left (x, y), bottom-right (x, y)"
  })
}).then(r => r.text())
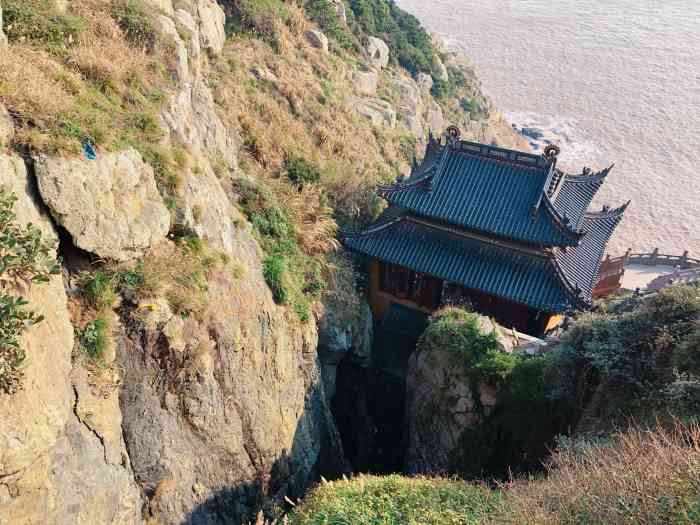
top-left (0, 151), bottom-right (344, 525)
top-left (404, 315), bottom-right (506, 475)
top-left (0, 3), bottom-right (344, 524)
top-left (0, 0), bottom-right (526, 522)
top-left (403, 310), bottom-right (554, 479)
top-left (0, 156), bottom-right (143, 524)
top-left (118, 240), bottom-right (346, 524)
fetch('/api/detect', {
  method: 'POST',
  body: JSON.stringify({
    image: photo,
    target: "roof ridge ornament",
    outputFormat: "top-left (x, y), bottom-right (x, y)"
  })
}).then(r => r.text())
top-left (445, 125), bottom-right (461, 145)
top-left (543, 144), bottom-right (561, 165)
top-left (532, 144), bottom-right (562, 217)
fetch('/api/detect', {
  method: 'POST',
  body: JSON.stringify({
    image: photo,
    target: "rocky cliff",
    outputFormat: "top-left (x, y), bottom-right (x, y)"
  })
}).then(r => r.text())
top-left (403, 309), bottom-right (552, 478)
top-left (0, 2), bottom-right (346, 524)
top-left (0, 0), bottom-right (526, 522)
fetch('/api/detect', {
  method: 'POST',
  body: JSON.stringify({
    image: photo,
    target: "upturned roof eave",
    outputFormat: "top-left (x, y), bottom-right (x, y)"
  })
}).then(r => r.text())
top-left (549, 201), bottom-right (630, 305)
top-left (560, 164), bottom-right (614, 184)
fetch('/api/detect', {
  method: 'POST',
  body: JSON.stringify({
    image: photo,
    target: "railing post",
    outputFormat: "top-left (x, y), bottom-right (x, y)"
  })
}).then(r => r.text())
top-left (651, 247), bottom-right (659, 265)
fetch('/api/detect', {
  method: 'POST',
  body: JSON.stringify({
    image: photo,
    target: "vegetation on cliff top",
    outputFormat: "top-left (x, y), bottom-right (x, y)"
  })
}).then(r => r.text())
top-left (291, 421), bottom-right (700, 525)
top-left (414, 285), bottom-right (700, 480)
top-left (347, 0), bottom-right (436, 76)
top-left (1, 0), bottom-right (175, 156)
top-left (418, 307), bottom-right (562, 478)
top-left (552, 284), bottom-right (700, 431)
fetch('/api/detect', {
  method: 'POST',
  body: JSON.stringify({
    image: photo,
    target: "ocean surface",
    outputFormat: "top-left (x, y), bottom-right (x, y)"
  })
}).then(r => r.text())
top-left (396, 0), bottom-right (700, 256)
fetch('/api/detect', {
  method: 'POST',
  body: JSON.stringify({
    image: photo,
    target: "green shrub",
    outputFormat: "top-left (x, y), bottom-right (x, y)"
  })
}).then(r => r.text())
top-left (2, 0), bottom-right (83, 54)
top-left (263, 253), bottom-right (288, 303)
top-left (550, 285), bottom-right (700, 427)
top-left (173, 230), bottom-right (204, 255)
top-left (292, 474), bottom-right (501, 525)
top-left (0, 187), bottom-right (60, 394)
top-left (418, 308), bottom-right (501, 381)
top-left (79, 262), bottom-right (151, 310)
top-left (431, 67), bottom-right (467, 100)
top-left (110, 0), bottom-right (158, 50)
top-left (78, 318), bottom-right (110, 360)
top-left (674, 322), bottom-right (700, 377)
top-left (347, 0), bottom-right (435, 76)
top-left (459, 97), bottom-right (473, 114)
top-left (232, 178), bottom-right (323, 321)
top-left (0, 296), bottom-right (39, 394)
top-left (223, 0), bottom-right (289, 44)
top-left (303, 0), bottom-right (356, 49)
top-left (285, 154), bottom-right (321, 188)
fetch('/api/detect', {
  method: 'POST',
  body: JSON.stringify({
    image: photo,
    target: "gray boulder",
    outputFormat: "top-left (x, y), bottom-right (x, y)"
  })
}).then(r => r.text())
top-left (416, 72), bottom-right (433, 92)
top-left (156, 14), bottom-right (190, 81)
top-left (0, 6), bottom-right (7, 47)
top-left (162, 78), bottom-right (238, 170)
top-left (433, 55), bottom-right (449, 82)
top-left (175, 156), bottom-right (241, 255)
top-left (251, 66), bottom-right (279, 83)
top-left (0, 155), bottom-right (142, 524)
top-left (35, 149), bottom-right (170, 261)
top-left (0, 104), bottom-right (13, 147)
top-left (305, 29), bottom-right (329, 54)
top-left (431, 32), bottom-right (448, 54)
top-left (402, 113), bottom-right (424, 139)
top-left (119, 239), bottom-right (348, 524)
top-left (392, 75), bottom-right (423, 117)
top-left (331, 0), bottom-right (347, 25)
top-left (366, 36), bottom-right (390, 70)
top-left (145, 0), bottom-right (174, 15)
top-left (353, 67), bottom-right (379, 96)
top-left (174, 8), bottom-right (202, 73)
top-left (404, 314), bottom-right (499, 474)
top-left (196, 0), bottom-right (226, 56)
top-left (426, 100), bottom-right (445, 134)
top-left (347, 96), bottom-right (397, 128)
top-left (318, 298), bottom-right (374, 400)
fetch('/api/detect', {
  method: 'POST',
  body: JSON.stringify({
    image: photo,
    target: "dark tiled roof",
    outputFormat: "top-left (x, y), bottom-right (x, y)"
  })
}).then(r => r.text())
top-left (344, 212), bottom-right (578, 312)
top-left (555, 204), bottom-right (628, 301)
top-left (550, 167), bottom-right (612, 229)
top-left (379, 141), bottom-right (582, 247)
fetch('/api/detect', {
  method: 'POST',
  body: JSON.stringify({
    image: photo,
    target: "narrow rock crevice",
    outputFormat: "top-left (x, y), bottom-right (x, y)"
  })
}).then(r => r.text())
top-left (71, 384), bottom-right (110, 465)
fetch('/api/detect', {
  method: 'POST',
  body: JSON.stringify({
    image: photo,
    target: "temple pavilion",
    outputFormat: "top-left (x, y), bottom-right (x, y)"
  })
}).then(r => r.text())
top-left (344, 128), bottom-right (629, 336)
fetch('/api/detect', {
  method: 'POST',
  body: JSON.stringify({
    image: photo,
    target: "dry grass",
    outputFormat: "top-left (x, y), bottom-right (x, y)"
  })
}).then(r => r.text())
top-left (0, 0), bottom-right (174, 154)
top-left (280, 184), bottom-right (339, 256)
top-left (212, 18), bottom-right (410, 223)
top-left (493, 421), bottom-right (700, 524)
top-left (208, 14), bottom-right (419, 316)
top-left (129, 239), bottom-right (222, 320)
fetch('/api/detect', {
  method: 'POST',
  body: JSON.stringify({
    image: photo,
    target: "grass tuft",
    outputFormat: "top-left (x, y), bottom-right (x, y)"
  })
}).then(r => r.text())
top-left (77, 317), bottom-right (110, 360)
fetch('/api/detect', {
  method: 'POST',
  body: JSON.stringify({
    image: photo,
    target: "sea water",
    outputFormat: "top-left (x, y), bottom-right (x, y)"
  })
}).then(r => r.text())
top-left (396, 0), bottom-right (700, 256)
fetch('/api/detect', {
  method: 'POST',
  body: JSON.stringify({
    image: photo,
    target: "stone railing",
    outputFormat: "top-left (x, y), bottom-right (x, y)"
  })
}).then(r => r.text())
top-left (626, 248), bottom-right (700, 269)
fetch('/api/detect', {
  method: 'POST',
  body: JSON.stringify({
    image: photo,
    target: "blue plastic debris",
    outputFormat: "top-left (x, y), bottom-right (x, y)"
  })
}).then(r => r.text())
top-left (82, 140), bottom-right (96, 160)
